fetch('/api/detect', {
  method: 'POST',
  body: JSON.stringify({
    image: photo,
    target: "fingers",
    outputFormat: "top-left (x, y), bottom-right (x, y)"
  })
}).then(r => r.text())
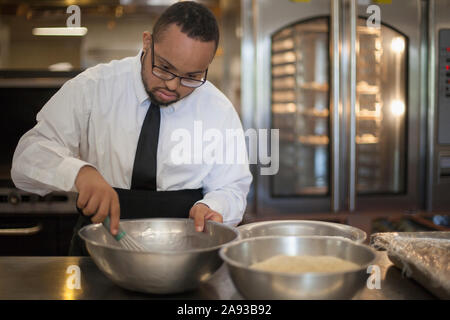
top-left (82, 194), bottom-right (100, 217)
top-left (189, 204), bottom-right (206, 232)
top-left (90, 198), bottom-right (109, 224)
top-left (75, 166), bottom-right (121, 235)
top-left (190, 204), bottom-right (223, 232)
top-left (109, 193), bottom-right (120, 235)
top-left (208, 213), bottom-right (223, 223)
top-left (77, 191), bottom-right (89, 212)
top-left (193, 209), bottom-right (206, 232)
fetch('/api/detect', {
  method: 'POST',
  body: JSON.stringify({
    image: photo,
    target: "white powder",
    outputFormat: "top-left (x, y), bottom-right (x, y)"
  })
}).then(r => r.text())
top-left (250, 255), bottom-right (361, 273)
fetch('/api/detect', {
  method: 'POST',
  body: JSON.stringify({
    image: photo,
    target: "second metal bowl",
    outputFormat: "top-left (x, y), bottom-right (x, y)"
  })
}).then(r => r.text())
top-left (238, 220), bottom-right (366, 243)
top-left (220, 235), bottom-right (376, 300)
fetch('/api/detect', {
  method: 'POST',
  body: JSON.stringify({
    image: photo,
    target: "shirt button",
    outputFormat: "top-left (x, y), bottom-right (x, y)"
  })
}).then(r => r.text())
top-left (167, 106), bottom-right (175, 113)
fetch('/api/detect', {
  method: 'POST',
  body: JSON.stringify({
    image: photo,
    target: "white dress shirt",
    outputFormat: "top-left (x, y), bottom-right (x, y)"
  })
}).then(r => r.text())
top-left (11, 51), bottom-right (252, 226)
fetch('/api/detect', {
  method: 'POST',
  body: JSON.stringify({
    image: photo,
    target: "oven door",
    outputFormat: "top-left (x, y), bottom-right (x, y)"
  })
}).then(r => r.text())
top-left (0, 74), bottom-right (78, 213)
top-left (242, 0), bottom-right (426, 216)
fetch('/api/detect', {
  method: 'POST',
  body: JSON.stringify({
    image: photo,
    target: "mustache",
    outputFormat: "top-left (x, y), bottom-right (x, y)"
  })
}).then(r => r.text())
top-left (154, 87), bottom-right (178, 96)
top-left (147, 88), bottom-right (180, 107)
top-left (152, 88), bottom-right (180, 102)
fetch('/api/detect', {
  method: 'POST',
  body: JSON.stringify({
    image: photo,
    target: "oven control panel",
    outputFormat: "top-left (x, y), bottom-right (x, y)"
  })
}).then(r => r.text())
top-left (438, 28), bottom-right (450, 144)
top-left (0, 188), bottom-right (77, 214)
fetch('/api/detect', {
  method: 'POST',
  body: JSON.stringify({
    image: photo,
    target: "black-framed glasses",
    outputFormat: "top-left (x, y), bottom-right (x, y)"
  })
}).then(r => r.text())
top-left (151, 40), bottom-right (208, 88)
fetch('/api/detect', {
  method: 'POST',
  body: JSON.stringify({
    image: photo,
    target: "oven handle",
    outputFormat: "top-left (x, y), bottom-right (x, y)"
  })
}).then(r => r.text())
top-left (348, 0), bottom-right (357, 212)
top-left (0, 223), bottom-right (43, 236)
top-left (330, 0), bottom-right (340, 212)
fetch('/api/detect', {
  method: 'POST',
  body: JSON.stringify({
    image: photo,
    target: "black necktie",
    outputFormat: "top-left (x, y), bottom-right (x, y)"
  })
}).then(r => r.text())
top-left (131, 102), bottom-right (160, 190)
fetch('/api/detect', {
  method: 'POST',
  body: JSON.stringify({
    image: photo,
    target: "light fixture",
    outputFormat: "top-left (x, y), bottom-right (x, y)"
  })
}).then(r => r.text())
top-left (145, 0), bottom-right (178, 5)
top-left (32, 27), bottom-right (88, 36)
top-left (391, 37), bottom-right (405, 53)
top-left (48, 62), bottom-right (74, 71)
top-left (390, 100), bottom-right (405, 116)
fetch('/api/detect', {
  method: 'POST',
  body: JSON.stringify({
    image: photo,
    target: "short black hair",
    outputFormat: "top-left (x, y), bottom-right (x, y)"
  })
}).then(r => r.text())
top-left (152, 1), bottom-right (219, 52)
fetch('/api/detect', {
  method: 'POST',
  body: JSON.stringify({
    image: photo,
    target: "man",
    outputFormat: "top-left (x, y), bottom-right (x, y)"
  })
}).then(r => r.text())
top-left (11, 2), bottom-right (252, 255)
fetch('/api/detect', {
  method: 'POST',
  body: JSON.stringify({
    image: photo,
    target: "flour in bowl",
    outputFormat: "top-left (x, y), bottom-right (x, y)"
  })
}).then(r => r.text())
top-left (250, 255), bottom-right (361, 273)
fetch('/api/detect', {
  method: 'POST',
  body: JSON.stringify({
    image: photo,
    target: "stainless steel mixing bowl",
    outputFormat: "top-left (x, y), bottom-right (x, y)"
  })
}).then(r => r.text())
top-left (238, 220), bottom-right (366, 243)
top-left (219, 235), bottom-right (376, 299)
top-left (79, 218), bottom-right (239, 294)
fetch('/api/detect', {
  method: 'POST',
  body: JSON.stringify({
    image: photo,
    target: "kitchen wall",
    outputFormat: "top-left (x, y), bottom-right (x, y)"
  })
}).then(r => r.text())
top-left (0, 1), bottom-right (240, 109)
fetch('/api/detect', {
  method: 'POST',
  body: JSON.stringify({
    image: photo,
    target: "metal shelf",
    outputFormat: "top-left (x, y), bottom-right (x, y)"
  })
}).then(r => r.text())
top-left (356, 26), bottom-right (381, 35)
top-left (357, 82), bottom-right (379, 94)
top-left (299, 82), bottom-right (329, 91)
top-left (356, 134), bottom-right (379, 144)
top-left (298, 135), bottom-right (329, 145)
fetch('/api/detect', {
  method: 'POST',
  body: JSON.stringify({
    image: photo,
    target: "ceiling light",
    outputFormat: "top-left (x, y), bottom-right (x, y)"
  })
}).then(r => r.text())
top-left (32, 27), bottom-right (88, 36)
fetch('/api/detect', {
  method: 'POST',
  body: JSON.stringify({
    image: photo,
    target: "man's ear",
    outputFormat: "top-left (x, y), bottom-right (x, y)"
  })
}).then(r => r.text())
top-left (142, 31), bottom-right (152, 51)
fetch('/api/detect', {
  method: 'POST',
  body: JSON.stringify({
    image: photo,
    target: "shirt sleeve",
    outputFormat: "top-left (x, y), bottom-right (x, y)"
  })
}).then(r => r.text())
top-left (11, 77), bottom-right (95, 196)
top-left (195, 107), bottom-right (253, 226)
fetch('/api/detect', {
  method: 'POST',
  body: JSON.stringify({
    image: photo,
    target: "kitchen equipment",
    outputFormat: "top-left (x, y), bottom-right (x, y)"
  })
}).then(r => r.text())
top-left (78, 218), bottom-right (239, 294)
top-left (0, 72), bottom-right (79, 214)
top-left (428, 0), bottom-right (450, 211)
top-left (220, 235), bottom-right (376, 300)
top-left (102, 216), bottom-right (147, 251)
top-left (0, 213), bottom-right (78, 256)
top-left (241, 0), bottom-right (434, 215)
top-left (238, 220), bottom-right (366, 243)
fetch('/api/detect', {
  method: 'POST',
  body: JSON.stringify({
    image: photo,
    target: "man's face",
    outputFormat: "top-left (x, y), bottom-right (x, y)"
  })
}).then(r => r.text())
top-left (141, 24), bottom-right (216, 106)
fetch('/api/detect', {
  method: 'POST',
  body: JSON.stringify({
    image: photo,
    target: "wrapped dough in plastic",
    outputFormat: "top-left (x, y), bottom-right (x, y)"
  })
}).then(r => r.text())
top-left (370, 231), bottom-right (450, 299)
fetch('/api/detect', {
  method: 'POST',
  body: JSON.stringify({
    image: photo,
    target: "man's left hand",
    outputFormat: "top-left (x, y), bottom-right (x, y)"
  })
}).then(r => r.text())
top-left (189, 203), bottom-right (223, 232)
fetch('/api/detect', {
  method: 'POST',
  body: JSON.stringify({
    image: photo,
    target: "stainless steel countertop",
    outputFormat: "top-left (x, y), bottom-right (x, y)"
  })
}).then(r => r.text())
top-left (0, 252), bottom-right (436, 300)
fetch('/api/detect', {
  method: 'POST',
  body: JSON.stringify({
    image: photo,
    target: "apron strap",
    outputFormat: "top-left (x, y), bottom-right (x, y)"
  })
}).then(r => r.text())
top-left (114, 188), bottom-right (203, 219)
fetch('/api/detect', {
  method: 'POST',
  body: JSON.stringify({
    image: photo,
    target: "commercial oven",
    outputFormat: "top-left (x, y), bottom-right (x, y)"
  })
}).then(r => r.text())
top-left (428, 0), bottom-right (450, 211)
top-left (0, 71), bottom-right (79, 255)
top-left (241, 0), bottom-right (449, 215)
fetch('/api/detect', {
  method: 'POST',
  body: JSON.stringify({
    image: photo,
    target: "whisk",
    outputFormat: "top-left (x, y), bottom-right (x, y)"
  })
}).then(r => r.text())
top-left (102, 216), bottom-right (147, 251)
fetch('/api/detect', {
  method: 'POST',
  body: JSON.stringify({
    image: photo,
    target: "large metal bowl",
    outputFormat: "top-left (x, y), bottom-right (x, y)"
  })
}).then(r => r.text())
top-left (219, 236), bottom-right (376, 299)
top-left (238, 220), bottom-right (366, 243)
top-left (79, 218), bottom-right (239, 294)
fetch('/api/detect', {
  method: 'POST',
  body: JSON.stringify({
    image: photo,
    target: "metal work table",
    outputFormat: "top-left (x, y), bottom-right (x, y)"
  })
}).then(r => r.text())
top-left (0, 252), bottom-right (436, 300)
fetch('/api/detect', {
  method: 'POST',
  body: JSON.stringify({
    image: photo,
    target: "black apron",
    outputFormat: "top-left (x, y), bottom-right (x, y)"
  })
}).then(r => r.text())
top-left (69, 187), bottom-right (203, 256)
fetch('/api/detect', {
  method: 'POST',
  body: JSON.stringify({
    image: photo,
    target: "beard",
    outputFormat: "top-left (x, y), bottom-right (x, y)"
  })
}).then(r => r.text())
top-left (140, 51), bottom-right (180, 107)
top-left (142, 74), bottom-right (181, 107)
top-left (146, 87), bottom-right (180, 107)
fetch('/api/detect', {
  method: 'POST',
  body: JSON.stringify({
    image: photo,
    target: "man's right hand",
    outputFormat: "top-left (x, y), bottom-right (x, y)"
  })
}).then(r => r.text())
top-left (75, 165), bottom-right (120, 235)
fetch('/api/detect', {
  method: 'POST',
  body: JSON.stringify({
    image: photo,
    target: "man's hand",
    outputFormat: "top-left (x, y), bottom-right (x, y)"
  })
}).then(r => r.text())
top-left (75, 165), bottom-right (120, 235)
top-left (189, 203), bottom-right (223, 232)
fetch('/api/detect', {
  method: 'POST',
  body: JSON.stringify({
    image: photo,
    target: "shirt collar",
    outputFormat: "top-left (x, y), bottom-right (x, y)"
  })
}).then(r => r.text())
top-left (132, 49), bottom-right (150, 105)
